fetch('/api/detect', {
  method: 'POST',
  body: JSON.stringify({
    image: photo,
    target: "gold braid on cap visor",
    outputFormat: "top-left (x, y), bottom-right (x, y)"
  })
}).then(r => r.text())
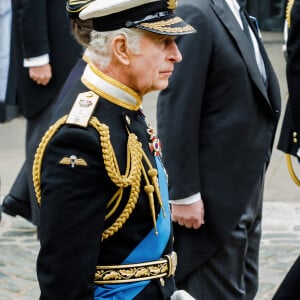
top-left (139, 16), bottom-right (195, 33)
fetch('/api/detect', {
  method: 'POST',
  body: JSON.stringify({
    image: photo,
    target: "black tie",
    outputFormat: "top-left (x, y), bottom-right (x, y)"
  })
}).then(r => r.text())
top-left (239, 7), bottom-right (268, 86)
top-left (239, 8), bottom-right (253, 48)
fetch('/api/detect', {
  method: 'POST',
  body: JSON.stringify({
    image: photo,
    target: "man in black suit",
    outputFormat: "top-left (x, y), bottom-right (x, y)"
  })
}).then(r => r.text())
top-left (273, 0), bottom-right (300, 299)
top-left (1, 0), bottom-right (82, 225)
top-left (157, 0), bottom-right (281, 298)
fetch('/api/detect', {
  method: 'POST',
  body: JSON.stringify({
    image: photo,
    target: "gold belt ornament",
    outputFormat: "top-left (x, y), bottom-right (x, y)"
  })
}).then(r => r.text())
top-left (94, 252), bottom-right (177, 284)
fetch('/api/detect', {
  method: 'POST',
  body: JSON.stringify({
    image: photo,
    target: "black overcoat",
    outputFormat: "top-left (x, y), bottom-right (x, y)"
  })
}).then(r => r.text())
top-left (1, 0), bottom-right (82, 121)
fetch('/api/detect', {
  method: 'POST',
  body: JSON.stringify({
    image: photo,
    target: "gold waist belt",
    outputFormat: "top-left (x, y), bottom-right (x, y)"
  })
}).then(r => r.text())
top-left (94, 251), bottom-right (177, 284)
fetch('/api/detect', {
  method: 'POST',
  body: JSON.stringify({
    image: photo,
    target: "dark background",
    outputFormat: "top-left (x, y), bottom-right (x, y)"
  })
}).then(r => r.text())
top-left (245, 0), bottom-right (286, 31)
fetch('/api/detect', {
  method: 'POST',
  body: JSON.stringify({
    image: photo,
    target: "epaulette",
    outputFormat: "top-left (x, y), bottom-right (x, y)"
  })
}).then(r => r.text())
top-left (286, 0), bottom-right (295, 28)
top-left (66, 91), bottom-right (99, 127)
top-left (33, 91), bottom-right (98, 205)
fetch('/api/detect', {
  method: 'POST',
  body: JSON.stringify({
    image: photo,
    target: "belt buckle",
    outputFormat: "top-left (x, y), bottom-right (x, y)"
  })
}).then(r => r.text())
top-left (165, 251), bottom-right (177, 277)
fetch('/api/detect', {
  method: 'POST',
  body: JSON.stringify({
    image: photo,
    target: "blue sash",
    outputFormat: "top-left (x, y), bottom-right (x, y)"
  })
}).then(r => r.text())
top-left (94, 157), bottom-right (171, 299)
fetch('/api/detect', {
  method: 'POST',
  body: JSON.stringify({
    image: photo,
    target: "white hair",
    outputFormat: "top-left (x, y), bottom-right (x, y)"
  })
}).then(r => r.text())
top-left (87, 28), bottom-right (144, 68)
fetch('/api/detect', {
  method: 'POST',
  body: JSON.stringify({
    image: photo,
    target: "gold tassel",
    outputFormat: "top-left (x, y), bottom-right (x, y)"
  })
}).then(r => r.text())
top-left (148, 169), bottom-right (166, 218)
top-left (144, 184), bottom-right (158, 235)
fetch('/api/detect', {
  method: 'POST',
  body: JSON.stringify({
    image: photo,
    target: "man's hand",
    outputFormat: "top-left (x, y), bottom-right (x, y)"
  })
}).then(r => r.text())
top-left (171, 199), bottom-right (205, 229)
top-left (29, 64), bottom-right (52, 86)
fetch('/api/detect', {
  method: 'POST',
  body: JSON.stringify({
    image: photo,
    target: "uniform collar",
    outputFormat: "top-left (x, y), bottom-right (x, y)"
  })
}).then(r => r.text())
top-left (81, 61), bottom-right (142, 111)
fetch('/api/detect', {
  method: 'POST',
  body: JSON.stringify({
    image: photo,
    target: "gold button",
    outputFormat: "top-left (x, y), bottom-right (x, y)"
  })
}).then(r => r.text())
top-left (293, 138), bottom-right (298, 143)
top-left (293, 132), bottom-right (298, 137)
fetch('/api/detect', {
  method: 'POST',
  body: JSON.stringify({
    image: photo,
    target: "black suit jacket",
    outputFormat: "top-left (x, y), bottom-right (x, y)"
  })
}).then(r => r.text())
top-left (278, 0), bottom-right (300, 157)
top-left (5, 0), bottom-right (82, 119)
top-left (36, 73), bottom-right (175, 299)
top-left (157, 0), bottom-right (281, 282)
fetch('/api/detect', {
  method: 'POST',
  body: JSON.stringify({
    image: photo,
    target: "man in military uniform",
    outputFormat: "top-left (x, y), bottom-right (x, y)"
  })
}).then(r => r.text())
top-left (273, 0), bottom-right (300, 299)
top-left (33, 0), bottom-right (196, 299)
top-left (278, 0), bottom-right (300, 186)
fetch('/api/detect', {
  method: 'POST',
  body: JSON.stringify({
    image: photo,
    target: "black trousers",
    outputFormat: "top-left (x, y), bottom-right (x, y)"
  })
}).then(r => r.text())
top-left (272, 256), bottom-right (300, 300)
top-left (177, 172), bottom-right (265, 300)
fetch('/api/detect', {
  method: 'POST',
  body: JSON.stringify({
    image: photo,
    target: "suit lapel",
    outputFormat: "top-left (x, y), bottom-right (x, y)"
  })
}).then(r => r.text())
top-left (210, 0), bottom-right (269, 102)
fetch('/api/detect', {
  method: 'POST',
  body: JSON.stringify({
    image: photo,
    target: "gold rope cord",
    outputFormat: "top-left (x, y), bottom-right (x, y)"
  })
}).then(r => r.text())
top-left (89, 117), bottom-right (144, 240)
top-left (33, 115), bottom-right (68, 205)
top-left (89, 117), bottom-right (143, 187)
top-left (33, 114), bottom-right (164, 241)
top-left (286, 154), bottom-right (300, 186)
top-left (286, 0), bottom-right (295, 27)
top-left (142, 152), bottom-right (166, 218)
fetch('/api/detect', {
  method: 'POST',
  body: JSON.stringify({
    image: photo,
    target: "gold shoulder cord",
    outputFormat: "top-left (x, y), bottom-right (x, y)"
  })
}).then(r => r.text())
top-left (33, 115), bottom-right (166, 240)
top-left (286, 0), bottom-right (295, 28)
top-left (286, 154), bottom-right (300, 186)
top-left (33, 115), bottom-right (68, 205)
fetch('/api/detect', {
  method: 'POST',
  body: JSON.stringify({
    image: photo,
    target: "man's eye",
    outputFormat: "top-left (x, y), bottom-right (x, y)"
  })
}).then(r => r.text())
top-left (163, 38), bottom-right (172, 45)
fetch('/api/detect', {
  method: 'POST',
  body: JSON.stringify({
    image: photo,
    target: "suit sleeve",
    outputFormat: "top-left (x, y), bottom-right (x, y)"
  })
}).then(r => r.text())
top-left (37, 126), bottom-right (106, 299)
top-left (286, 1), bottom-right (300, 147)
top-left (157, 4), bottom-right (212, 200)
top-left (17, 0), bottom-right (49, 58)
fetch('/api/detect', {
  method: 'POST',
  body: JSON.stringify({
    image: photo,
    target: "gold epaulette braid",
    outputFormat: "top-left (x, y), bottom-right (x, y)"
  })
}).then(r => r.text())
top-left (286, 0), bottom-right (295, 28)
top-left (89, 117), bottom-right (144, 240)
top-left (33, 115), bottom-right (165, 241)
top-left (89, 117), bottom-right (143, 187)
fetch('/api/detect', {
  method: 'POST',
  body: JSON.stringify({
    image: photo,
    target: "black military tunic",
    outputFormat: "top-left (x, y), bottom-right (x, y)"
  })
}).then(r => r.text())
top-left (277, 0), bottom-right (300, 186)
top-left (33, 61), bottom-right (175, 299)
top-left (278, 0), bottom-right (300, 157)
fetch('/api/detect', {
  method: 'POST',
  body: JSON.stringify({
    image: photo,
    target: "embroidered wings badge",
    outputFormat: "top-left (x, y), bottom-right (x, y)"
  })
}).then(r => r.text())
top-left (59, 155), bottom-right (88, 168)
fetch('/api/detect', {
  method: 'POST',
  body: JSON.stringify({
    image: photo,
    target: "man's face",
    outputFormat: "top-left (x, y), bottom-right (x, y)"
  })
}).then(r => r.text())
top-left (126, 32), bottom-right (182, 96)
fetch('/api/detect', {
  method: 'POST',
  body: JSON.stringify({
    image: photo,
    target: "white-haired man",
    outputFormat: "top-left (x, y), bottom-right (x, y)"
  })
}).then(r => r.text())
top-left (33, 0), bottom-right (196, 299)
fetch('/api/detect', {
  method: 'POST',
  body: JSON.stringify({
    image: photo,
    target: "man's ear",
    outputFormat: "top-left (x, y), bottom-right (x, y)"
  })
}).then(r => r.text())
top-left (111, 35), bottom-right (130, 65)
